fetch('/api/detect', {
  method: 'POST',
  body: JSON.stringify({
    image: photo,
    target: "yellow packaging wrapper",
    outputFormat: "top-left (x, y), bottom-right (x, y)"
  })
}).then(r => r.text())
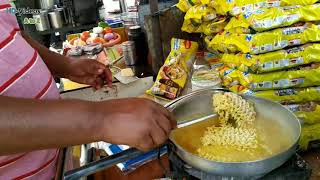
top-left (252, 86), bottom-right (320, 103)
top-left (184, 4), bottom-right (217, 24)
top-left (176, 0), bottom-right (201, 12)
top-left (239, 63), bottom-right (320, 90)
top-left (225, 4), bottom-right (320, 32)
top-left (201, 0), bottom-right (318, 16)
top-left (146, 38), bottom-right (198, 100)
top-left (210, 23), bottom-right (320, 54)
top-left (204, 35), bottom-right (219, 53)
top-left (181, 19), bottom-right (203, 33)
top-left (202, 17), bottom-right (228, 35)
top-left (221, 44), bottom-right (320, 73)
top-left (216, 65), bottom-right (241, 88)
top-left (285, 102), bottom-right (320, 125)
top-left (300, 123), bottom-right (320, 150)
top-left (204, 52), bottom-right (224, 69)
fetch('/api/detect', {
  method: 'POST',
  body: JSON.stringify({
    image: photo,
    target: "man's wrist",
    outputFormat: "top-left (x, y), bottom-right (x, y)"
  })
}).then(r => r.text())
top-left (56, 56), bottom-right (73, 78)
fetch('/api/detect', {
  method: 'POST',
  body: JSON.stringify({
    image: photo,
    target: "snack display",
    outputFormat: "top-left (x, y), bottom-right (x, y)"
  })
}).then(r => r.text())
top-left (300, 123), bottom-right (320, 150)
top-left (201, 17), bottom-right (228, 35)
top-left (184, 4), bottom-right (217, 23)
top-left (285, 102), bottom-right (320, 125)
top-left (210, 23), bottom-right (320, 54)
top-left (221, 44), bottom-right (320, 73)
top-left (251, 86), bottom-right (320, 103)
top-left (146, 38), bottom-right (198, 100)
top-left (216, 65), bottom-right (241, 88)
top-left (177, 0), bottom-right (201, 12)
top-left (239, 63), bottom-right (320, 90)
top-left (225, 4), bottom-right (320, 32)
top-left (200, 0), bottom-right (318, 16)
top-left (181, 5), bottom-right (227, 34)
top-left (181, 19), bottom-right (203, 33)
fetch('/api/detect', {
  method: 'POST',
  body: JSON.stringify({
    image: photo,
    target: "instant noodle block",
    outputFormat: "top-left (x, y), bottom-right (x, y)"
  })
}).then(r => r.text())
top-left (225, 4), bottom-right (320, 32)
top-left (221, 44), bottom-right (320, 73)
top-left (210, 23), bottom-right (320, 54)
top-left (300, 123), bottom-right (320, 150)
top-left (285, 102), bottom-right (320, 125)
top-left (251, 87), bottom-right (320, 103)
top-left (146, 38), bottom-right (198, 100)
top-left (239, 63), bottom-right (320, 90)
top-left (201, 0), bottom-right (318, 16)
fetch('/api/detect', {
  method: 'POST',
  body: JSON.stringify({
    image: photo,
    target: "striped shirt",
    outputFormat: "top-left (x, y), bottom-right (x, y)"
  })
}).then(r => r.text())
top-left (0, 0), bottom-right (60, 179)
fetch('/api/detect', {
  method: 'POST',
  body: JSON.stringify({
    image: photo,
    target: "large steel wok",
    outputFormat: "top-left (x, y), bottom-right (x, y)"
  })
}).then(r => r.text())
top-left (64, 89), bottom-right (301, 180)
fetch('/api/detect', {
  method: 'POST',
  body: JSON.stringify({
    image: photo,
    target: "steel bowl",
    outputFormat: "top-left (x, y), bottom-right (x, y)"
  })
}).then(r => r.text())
top-left (166, 88), bottom-right (301, 177)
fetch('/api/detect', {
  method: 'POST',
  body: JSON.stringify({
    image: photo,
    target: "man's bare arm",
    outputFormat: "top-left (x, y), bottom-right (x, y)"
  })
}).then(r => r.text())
top-left (0, 95), bottom-right (175, 155)
top-left (0, 95), bottom-right (100, 155)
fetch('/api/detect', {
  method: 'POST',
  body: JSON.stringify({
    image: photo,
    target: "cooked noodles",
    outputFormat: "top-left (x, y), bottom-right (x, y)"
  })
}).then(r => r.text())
top-left (198, 92), bottom-right (260, 161)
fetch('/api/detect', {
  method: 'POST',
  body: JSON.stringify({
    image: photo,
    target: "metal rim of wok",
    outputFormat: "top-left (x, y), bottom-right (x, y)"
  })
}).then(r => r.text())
top-left (165, 88), bottom-right (301, 177)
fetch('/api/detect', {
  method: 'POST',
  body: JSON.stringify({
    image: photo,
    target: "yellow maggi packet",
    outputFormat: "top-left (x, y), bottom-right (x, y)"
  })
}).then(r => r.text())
top-left (216, 65), bottom-right (241, 88)
top-left (225, 4), bottom-right (320, 32)
top-left (285, 102), bottom-right (320, 125)
top-left (202, 17), bottom-right (228, 35)
top-left (210, 23), bottom-right (320, 54)
top-left (146, 38), bottom-right (198, 100)
top-left (176, 0), bottom-right (201, 12)
top-left (252, 86), bottom-right (320, 103)
top-left (184, 4), bottom-right (217, 24)
top-left (201, 0), bottom-right (318, 16)
top-left (238, 63), bottom-right (320, 90)
top-left (181, 19), bottom-right (203, 33)
top-left (300, 123), bottom-right (320, 150)
top-left (221, 44), bottom-right (320, 73)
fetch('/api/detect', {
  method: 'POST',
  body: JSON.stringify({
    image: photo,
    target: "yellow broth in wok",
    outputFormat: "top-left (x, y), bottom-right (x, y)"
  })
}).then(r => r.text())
top-left (171, 117), bottom-right (294, 162)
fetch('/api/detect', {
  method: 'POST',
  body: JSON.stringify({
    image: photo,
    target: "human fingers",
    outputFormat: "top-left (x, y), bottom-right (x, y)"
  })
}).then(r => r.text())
top-left (93, 76), bottom-right (104, 90)
top-left (154, 112), bottom-right (172, 136)
top-left (104, 67), bottom-right (113, 87)
top-left (149, 119), bottom-right (168, 146)
top-left (152, 102), bottom-right (177, 128)
top-left (86, 60), bottom-right (106, 75)
top-left (137, 134), bottom-right (155, 152)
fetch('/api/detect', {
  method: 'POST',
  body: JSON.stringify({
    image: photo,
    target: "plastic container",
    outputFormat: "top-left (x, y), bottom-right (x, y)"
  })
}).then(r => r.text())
top-left (191, 69), bottom-right (221, 91)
